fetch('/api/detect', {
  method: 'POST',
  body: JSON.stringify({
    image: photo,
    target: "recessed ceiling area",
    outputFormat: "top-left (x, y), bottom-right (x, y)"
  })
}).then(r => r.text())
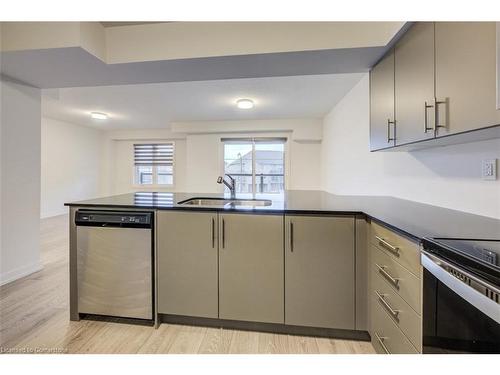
top-left (42, 73), bottom-right (365, 130)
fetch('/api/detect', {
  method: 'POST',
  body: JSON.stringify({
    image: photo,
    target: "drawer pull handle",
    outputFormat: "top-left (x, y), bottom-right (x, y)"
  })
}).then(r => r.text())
top-left (376, 264), bottom-right (400, 290)
top-left (375, 332), bottom-right (390, 354)
top-left (375, 290), bottom-right (400, 321)
top-left (375, 236), bottom-right (400, 256)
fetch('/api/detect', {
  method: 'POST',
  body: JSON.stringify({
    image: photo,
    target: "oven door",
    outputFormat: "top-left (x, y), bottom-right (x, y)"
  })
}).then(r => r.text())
top-left (421, 251), bottom-right (500, 353)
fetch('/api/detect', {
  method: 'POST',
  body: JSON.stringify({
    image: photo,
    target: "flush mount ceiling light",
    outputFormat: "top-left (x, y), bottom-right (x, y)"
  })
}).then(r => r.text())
top-left (236, 99), bottom-right (254, 109)
top-left (90, 112), bottom-right (108, 120)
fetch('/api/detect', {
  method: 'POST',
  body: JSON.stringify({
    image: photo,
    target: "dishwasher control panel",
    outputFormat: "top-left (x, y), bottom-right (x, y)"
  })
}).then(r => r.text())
top-left (75, 211), bottom-right (152, 228)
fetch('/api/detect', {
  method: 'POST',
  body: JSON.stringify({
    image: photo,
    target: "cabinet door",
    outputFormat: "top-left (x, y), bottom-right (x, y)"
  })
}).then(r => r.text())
top-left (435, 22), bottom-right (500, 136)
top-left (157, 211), bottom-right (218, 318)
top-left (219, 213), bottom-right (284, 324)
top-left (395, 22), bottom-right (436, 145)
top-left (285, 215), bottom-right (355, 329)
top-left (370, 49), bottom-right (396, 150)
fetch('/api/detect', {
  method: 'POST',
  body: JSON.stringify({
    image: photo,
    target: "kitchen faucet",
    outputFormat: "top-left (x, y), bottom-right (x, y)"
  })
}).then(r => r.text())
top-left (217, 174), bottom-right (236, 199)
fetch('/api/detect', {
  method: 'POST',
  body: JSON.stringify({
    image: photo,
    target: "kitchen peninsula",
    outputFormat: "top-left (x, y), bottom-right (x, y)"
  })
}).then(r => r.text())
top-left (65, 190), bottom-right (500, 354)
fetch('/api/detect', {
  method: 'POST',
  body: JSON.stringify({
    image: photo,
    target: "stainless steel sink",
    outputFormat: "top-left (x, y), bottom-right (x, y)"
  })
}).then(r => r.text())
top-left (228, 199), bottom-right (272, 207)
top-left (178, 197), bottom-right (272, 208)
top-left (179, 198), bottom-right (234, 206)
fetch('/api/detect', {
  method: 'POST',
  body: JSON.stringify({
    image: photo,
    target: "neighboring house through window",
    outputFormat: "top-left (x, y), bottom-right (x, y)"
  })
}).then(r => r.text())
top-left (223, 138), bottom-right (285, 194)
top-left (134, 143), bottom-right (174, 186)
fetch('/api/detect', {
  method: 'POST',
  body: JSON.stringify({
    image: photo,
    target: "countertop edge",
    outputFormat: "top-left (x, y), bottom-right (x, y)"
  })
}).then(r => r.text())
top-left (65, 202), bottom-right (420, 242)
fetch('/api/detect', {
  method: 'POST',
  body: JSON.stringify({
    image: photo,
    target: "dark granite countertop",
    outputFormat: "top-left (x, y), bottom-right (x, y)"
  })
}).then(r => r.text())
top-left (65, 190), bottom-right (500, 242)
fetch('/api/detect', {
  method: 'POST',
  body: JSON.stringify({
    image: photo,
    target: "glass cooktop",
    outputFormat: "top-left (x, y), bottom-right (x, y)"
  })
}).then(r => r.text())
top-left (422, 238), bottom-right (500, 287)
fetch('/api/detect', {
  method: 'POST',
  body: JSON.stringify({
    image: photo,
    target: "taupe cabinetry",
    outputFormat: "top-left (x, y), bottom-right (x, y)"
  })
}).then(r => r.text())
top-left (368, 221), bottom-right (422, 354)
top-left (394, 22), bottom-right (435, 145)
top-left (370, 50), bottom-right (396, 150)
top-left (370, 22), bottom-right (500, 150)
top-left (285, 215), bottom-right (355, 329)
top-left (435, 22), bottom-right (500, 136)
top-left (218, 213), bottom-right (284, 324)
top-left (157, 210), bottom-right (360, 331)
top-left (157, 211), bottom-right (218, 318)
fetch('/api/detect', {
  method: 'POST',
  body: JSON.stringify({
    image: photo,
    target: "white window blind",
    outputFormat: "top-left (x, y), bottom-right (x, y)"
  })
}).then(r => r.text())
top-left (134, 143), bottom-right (174, 166)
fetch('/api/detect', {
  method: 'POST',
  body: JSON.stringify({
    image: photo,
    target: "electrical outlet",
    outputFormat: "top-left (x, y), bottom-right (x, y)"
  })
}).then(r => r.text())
top-left (482, 159), bottom-right (497, 180)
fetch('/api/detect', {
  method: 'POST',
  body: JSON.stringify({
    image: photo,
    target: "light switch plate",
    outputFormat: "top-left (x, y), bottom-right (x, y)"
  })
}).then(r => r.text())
top-left (482, 159), bottom-right (497, 180)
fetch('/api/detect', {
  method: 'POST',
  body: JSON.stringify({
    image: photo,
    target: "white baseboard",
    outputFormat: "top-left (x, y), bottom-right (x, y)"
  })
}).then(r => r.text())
top-left (0, 262), bottom-right (43, 286)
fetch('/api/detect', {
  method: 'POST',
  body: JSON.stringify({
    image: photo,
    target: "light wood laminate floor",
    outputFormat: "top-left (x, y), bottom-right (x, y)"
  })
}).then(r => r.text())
top-left (0, 214), bottom-right (375, 354)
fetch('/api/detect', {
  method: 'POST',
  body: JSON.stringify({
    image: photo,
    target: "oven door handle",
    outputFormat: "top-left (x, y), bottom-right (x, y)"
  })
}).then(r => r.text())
top-left (421, 250), bottom-right (500, 324)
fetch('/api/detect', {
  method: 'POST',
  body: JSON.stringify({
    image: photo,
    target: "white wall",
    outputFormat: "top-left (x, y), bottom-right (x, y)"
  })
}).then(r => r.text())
top-left (106, 119), bottom-right (322, 195)
top-left (110, 138), bottom-right (187, 195)
top-left (184, 132), bottom-right (321, 193)
top-left (103, 128), bottom-right (187, 195)
top-left (1, 78), bottom-right (42, 285)
top-left (41, 117), bottom-right (106, 218)
top-left (321, 74), bottom-right (500, 219)
top-left (180, 119), bottom-right (322, 193)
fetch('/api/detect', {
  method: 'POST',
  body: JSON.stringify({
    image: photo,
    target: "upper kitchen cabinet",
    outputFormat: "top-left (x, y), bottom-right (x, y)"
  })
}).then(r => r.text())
top-left (434, 22), bottom-right (500, 136)
top-left (370, 49), bottom-right (396, 151)
top-left (370, 22), bottom-right (500, 151)
top-left (394, 22), bottom-right (436, 146)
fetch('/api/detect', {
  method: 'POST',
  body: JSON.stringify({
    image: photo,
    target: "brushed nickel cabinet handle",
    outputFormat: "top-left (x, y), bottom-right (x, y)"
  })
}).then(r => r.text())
top-left (211, 217), bottom-right (215, 248)
top-left (222, 219), bottom-right (225, 249)
top-left (387, 119), bottom-right (395, 143)
top-left (290, 222), bottom-right (294, 252)
top-left (375, 290), bottom-right (400, 321)
top-left (375, 235), bottom-right (400, 256)
top-left (424, 101), bottom-right (434, 133)
top-left (375, 263), bottom-right (400, 289)
top-left (375, 332), bottom-right (390, 354)
top-left (434, 98), bottom-right (447, 130)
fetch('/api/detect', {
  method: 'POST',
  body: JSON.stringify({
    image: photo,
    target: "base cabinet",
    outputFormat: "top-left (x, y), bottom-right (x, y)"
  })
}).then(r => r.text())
top-left (218, 213), bottom-right (284, 324)
top-left (285, 215), bottom-right (355, 329)
top-left (157, 211), bottom-right (219, 318)
top-left (157, 210), bottom-right (360, 333)
top-left (368, 221), bottom-right (422, 354)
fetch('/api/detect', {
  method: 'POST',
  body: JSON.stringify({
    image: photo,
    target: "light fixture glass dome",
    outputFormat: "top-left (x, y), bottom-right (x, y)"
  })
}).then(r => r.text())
top-left (90, 112), bottom-right (108, 120)
top-left (236, 99), bottom-right (254, 109)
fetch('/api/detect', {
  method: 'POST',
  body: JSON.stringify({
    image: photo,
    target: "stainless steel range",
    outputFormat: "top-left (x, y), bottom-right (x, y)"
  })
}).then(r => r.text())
top-left (421, 238), bottom-right (500, 353)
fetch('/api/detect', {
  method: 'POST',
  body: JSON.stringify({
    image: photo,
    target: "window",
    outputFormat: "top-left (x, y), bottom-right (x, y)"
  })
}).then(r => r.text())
top-left (134, 143), bottom-right (174, 186)
top-left (223, 138), bottom-right (285, 194)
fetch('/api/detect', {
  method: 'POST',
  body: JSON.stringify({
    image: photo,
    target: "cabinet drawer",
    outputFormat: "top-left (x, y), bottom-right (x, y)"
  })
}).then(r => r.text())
top-left (372, 270), bottom-right (422, 350)
top-left (371, 245), bottom-right (421, 314)
top-left (371, 294), bottom-right (419, 354)
top-left (370, 222), bottom-right (420, 276)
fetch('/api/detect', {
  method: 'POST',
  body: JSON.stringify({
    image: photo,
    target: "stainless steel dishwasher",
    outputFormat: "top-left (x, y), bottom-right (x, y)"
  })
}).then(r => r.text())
top-left (75, 210), bottom-right (153, 320)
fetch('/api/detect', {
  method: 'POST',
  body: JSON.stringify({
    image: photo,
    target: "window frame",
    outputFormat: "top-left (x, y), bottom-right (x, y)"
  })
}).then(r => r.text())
top-left (222, 138), bottom-right (286, 195)
top-left (132, 141), bottom-right (176, 189)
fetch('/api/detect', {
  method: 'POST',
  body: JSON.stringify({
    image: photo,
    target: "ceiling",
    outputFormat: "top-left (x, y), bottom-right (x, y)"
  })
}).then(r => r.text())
top-left (2, 45), bottom-right (383, 89)
top-left (42, 73), bottom-right (365, 130)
